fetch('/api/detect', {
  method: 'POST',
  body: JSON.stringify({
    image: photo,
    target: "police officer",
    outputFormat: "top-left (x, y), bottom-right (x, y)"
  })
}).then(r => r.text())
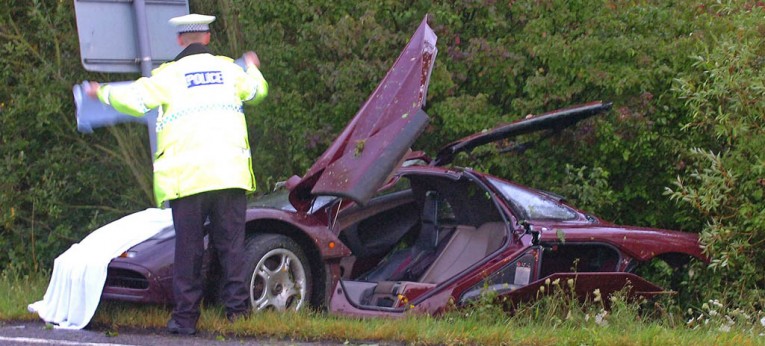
top-left (86, 13), bottom-right (268, 335)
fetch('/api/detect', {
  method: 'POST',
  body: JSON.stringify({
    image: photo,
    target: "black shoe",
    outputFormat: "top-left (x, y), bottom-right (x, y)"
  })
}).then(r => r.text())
top-left (167, 318), bottom-right (196, 335)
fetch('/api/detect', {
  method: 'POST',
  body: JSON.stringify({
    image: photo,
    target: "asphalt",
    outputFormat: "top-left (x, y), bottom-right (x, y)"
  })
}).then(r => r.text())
top-left (0, 320), bottom-right (401, 346)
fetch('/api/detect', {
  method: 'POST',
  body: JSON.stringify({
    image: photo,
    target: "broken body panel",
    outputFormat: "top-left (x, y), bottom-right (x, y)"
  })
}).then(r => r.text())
top-left (289, 17), bottom-right (437, 211)
top-left (324, 167), bottom-right (704, 317)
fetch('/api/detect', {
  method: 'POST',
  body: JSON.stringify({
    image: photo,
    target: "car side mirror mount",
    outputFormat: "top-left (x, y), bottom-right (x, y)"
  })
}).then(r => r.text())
top-left (519, 220), bottom-right (540, 246)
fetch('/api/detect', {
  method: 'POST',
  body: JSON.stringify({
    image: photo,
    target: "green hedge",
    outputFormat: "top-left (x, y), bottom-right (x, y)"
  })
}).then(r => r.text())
top-left (1, 0), bottom-right (762, 307)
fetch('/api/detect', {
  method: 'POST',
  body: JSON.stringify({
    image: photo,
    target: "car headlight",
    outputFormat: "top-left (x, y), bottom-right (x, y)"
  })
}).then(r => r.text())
top-left (118, 251), bottom-right (138, 258)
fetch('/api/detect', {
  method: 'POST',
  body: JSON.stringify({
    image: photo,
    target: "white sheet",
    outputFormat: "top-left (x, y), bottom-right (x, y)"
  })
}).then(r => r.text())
top-left (28, 208), bottom-right (173, 329)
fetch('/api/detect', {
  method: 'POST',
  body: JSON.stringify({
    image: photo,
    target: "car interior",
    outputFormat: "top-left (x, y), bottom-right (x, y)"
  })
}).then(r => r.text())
top-left (336, 173), bottom-right (509, 309)
top-left (538, 243), bottom-right (621, 276)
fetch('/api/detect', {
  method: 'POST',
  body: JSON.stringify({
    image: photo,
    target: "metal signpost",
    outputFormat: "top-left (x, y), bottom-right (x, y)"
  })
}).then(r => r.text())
top-left (72, 0), bottom-right (189, 155)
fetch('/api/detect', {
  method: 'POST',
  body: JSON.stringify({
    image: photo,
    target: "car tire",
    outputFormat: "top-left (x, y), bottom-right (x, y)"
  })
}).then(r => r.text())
top-left (243, 233), bottom-right (312, 311)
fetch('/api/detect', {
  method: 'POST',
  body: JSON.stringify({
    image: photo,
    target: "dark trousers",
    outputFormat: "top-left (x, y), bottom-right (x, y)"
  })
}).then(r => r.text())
top-left (169, 188), bottom-right (249, 328)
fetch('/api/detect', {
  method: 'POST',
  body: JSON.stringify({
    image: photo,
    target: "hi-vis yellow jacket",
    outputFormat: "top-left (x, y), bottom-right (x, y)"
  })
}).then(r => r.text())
top-left (96, 47), bottom-right (268, 206)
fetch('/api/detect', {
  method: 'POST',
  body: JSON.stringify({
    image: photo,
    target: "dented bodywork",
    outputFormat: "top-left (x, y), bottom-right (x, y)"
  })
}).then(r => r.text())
top-left (289, 16), bottom-right (437, 211)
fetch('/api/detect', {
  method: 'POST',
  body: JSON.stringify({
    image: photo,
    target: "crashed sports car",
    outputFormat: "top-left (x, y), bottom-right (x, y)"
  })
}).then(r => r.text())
top-left (102, 17), bottom-right (705, 317)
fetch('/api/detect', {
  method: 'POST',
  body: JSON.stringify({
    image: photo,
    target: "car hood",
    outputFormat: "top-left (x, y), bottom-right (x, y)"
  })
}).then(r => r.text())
top-left (289, 16), bottom-right (437, 212)
top-left (432, 101), bottom-right (612, 166)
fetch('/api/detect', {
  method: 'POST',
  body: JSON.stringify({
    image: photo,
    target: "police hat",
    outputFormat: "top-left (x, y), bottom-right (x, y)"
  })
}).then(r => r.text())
top-left (169, 14), bottom-right (216, 34)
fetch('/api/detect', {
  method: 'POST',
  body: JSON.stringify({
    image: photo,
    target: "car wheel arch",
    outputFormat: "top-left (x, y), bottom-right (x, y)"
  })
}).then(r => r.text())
top-left (244, 219), bottom-right (328, 309)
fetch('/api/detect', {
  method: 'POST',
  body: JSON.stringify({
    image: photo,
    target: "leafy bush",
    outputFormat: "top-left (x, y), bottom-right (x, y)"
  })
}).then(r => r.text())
top-left (0, 1), bottom-right (152, 273)
top-left (668, 2), bottom-right (765, 306)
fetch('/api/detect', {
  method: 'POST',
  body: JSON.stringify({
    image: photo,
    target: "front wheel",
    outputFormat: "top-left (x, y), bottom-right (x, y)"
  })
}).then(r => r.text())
top-left (243, 233), bottom-right (312, 311)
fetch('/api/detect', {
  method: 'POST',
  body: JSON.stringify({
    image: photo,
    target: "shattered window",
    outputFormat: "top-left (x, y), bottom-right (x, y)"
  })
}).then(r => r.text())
top-left (459, 248), bottom-right (539, 304)
top-left (486, 177), bottom-right (576, 221)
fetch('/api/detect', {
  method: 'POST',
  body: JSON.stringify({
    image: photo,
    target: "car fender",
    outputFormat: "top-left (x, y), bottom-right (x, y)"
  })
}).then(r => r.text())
top-left (245, 208), bottom-right (352, 260)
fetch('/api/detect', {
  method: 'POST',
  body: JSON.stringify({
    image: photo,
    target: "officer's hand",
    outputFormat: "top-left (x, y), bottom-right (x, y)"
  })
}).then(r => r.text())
top-left (85, 81), bottom-right (100, 98)
top-left (243, 51), bottom-right (260, 69)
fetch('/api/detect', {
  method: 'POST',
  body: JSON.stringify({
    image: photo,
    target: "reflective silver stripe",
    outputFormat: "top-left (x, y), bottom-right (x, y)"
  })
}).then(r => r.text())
top-left (129, 85), bottom-right (150, 113)
top-left (243, 85), bottom-right (258, 102)
top-left (156, 104), bottom-right (244, 132)
top-left (101, 84), bottom-right (112, 106)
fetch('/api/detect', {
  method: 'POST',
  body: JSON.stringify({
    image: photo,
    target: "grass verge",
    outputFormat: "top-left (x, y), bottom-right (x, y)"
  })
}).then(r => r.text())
top-left (3, 271), bottom-right (764, 345)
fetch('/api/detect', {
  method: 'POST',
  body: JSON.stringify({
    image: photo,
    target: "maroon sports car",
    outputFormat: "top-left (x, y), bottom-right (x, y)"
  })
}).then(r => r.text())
top-left (101, 17), bottom-right (705, 317)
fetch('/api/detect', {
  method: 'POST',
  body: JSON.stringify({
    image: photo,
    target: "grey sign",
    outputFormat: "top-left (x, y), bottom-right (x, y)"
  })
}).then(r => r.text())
top-left (74, 0), bottom-right (189, 73)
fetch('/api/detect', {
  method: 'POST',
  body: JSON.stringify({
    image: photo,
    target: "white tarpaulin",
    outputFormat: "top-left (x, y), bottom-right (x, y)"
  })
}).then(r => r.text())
top-left (28, 208), bottom-right (173, 329)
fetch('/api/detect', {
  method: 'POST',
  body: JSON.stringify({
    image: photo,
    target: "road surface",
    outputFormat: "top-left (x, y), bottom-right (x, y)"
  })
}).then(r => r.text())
top-left (0, 321), bottom-right (397, 346)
